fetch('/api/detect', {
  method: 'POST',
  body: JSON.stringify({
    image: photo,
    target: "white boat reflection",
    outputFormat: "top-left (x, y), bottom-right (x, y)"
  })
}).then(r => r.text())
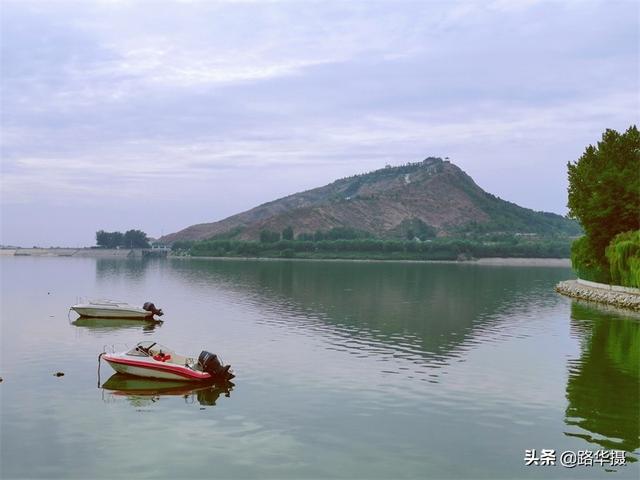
top-left (72, 317), bottom-right (162, 333)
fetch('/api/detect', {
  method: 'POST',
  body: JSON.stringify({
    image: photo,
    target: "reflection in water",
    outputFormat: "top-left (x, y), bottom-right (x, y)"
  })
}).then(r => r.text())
top-left (5, 256), bottom-right (639, 479)
top-left (101, 373), bottom-right (233, 407)
top-left (71, 316), bottom-right (162, 333)
top-left (95, 258), bottom-right (157, 281)
top-left (169, 259), bottom-right (567, 368)
top-left (566, 302), bottom-right (640, 461)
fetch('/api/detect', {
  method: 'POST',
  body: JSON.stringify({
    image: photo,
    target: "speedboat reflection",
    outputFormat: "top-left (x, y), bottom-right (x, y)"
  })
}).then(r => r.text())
top-left (101, 373), bottom-right (233, 407)
top-left (72, 317), bottom-right (162, 333)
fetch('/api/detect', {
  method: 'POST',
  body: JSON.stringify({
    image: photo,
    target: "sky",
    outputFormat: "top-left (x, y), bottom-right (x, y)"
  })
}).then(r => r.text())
top-left (1, 0), bottom-right (638, 247)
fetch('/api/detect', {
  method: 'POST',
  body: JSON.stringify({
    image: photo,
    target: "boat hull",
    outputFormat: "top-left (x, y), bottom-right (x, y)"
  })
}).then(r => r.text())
top-left (103, 355), bottom-right (212, 381)
top-left (71, 306), bottom-right (153, 319)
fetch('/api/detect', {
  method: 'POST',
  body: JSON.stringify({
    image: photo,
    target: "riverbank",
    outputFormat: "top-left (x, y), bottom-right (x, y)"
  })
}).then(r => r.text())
top-left (555, 279), bottom-right (640, 311)
top-left (0, 248), bottom-right (571, 265)
top-left (174, 255), bottom-right (571, 267)
top-left (474, 257), bottom-right (570, 267)
top-left (0, 248), bottom-right (167, 258)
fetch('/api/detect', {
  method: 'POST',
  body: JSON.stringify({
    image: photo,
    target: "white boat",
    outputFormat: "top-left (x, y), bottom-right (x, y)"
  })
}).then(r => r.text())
top-left (101, 341), bottom-right (234, 382)
top-left (71, 300), bottom-right (163, 319)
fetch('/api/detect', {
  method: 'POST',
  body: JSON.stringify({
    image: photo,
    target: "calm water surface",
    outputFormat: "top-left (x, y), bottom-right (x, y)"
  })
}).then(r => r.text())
top-left (1, 257), bottom-right (638, 479)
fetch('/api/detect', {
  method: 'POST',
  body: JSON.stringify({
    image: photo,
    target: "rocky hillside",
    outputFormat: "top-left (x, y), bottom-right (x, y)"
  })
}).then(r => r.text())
top-left (160, 158), bottom-right (580, 243)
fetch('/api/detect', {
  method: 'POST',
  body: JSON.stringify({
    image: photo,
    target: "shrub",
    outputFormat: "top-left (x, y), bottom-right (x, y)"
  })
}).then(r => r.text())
top-left (571, 236), bottom-right (611, 283)
top-left (259, 230), bottom-right (280, 243)
top-left (282, 226), bottom-right (294, 241)
top-left (171, 240), bottom-right (194, 251)
top-left (280, 248), bottom-right (295, 258)
top-left (605, 230), bottom-right (640, 287)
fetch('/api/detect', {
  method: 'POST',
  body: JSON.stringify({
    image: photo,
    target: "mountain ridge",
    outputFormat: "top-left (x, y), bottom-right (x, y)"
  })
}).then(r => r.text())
top-left (160, 158), bottom-right (579, 244)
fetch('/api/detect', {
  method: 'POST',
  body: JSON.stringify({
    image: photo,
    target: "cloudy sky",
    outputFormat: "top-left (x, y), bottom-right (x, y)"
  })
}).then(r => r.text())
top-left (1, 0), bottom-right (638, 247)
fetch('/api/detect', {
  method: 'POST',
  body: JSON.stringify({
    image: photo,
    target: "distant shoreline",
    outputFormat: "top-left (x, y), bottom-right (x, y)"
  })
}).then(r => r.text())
top-left (0, 248), bottom-right (148, 258)
top-left (173, 255), bottom-right (571, 267)
top-left (0, 248), bottom-right (571, 266)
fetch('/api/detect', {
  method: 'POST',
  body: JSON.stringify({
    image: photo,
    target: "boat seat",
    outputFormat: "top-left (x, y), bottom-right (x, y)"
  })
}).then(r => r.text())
top-left (168, 353), bottom-right (189, 365)
top-left (150, 352), bottom-right (189, 365)
top-left (140, 346), bottom-right (193, 367)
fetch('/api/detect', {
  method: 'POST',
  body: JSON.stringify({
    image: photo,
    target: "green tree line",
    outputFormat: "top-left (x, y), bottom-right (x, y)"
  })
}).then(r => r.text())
top-left (176, 236), bottom-right (571, 260)
top-left (257, 226), bottom-right (374, 243)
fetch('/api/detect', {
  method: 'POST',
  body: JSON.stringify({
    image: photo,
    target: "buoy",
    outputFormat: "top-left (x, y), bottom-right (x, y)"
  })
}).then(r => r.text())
top-left (54, 372), bottom-right (64, 377)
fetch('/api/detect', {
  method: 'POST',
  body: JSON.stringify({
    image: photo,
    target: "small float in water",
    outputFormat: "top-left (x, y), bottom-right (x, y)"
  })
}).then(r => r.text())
top-left (100, 341), bottom-right (234, 382)
top-left (71, 300), bottom-right (164, 320)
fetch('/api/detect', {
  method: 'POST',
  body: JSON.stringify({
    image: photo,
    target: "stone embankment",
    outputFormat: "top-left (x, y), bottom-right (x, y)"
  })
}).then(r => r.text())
top-left (556, 279), bottom-right (640, 311)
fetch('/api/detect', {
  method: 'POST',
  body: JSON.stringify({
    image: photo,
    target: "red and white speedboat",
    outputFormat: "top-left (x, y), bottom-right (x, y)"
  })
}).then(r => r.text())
top-left (101, 341), bottom-right (234, 382)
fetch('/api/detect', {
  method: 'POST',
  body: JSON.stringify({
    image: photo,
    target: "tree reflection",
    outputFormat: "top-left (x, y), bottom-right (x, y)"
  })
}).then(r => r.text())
top-left (565, 302), bottom-right (640, 460)
top-left (95, 258), bottom-right (151, 281)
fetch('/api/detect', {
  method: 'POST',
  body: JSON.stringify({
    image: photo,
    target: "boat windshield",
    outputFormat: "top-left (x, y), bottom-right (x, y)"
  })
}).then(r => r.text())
top-left (128, 341), bottom-right (175, 357)
top-left (89, 299), bottom-right (129, 306)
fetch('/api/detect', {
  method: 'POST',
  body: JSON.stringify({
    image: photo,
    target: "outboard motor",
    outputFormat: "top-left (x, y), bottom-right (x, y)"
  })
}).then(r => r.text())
top-left (198, 351), bottom-right (234, 381)
top-left (142, 302), bottom-right (164, 317)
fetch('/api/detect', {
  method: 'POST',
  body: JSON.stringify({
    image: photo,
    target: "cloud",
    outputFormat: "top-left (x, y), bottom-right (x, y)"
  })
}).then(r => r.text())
top-left (3, 88), bottom-right (634, 205)
top-left (1, 0), bottom-right (638, 245)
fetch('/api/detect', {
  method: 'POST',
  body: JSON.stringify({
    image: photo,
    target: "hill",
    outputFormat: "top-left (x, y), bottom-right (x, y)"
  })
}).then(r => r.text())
top-left (160, 158), bottom-right (580, 244)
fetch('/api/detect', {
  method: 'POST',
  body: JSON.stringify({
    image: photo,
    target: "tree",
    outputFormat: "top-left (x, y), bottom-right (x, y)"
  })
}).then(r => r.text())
top-left (123, 229), bottom-right (150, 248)
top-left (567, 126), bottom-right (640, 260)
top-left (313, 230), bottom-right (326, 242)
top-left (259, 230), bottom-right (280, 243)
top-left (282, 226), bottom-right (294, 241)
top-left (406, 228), bottom-right (415, 241)
top-left (571, 236), bottom-right (610, 283)
top-left (96, 230), bottom-right (109, 248)
top-left (605, 231), bottom-right (640, 288)
top-left (96, 230), bottom-right (124, 248)
top-left (296, 232), bottom-right (314, 241)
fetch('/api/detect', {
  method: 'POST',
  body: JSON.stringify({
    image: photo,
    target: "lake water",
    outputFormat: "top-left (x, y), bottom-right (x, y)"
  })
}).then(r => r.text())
top-left (1, 256), bottom-right (638, 479)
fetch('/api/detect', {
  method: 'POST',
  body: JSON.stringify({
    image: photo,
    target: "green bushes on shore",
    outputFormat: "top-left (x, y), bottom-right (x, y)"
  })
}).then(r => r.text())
top-left (571, 236), bottom-right (611, 284)
top-left (181, 236), bottom-right (571, 260)
top-left (605, 230), bottom-right (640, 288)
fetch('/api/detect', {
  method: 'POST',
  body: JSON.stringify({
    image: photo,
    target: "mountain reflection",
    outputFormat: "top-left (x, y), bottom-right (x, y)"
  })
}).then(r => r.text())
top-left (169, 259), bottom-right (569, 362)
top-left (101, 373), bottom-right (232, 407)
top-left (565, 302), bottom-right (640, 461)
